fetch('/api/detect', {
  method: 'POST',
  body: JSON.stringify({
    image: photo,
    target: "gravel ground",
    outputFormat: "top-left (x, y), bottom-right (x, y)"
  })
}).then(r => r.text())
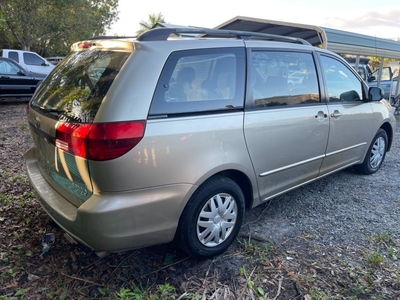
top-left (243, 135), bottom-right (400, 250)
top-left (1, 101), bottom-right (399, 299)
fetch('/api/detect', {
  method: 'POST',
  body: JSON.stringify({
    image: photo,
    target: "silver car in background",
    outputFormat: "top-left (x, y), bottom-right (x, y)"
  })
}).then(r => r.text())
top-left (24, 28), bottom-right (396, 259)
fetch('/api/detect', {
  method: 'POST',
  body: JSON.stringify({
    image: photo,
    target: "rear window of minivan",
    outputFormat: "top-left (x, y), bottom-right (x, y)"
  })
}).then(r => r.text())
top-left (31, 50), bottom-right (131, 122)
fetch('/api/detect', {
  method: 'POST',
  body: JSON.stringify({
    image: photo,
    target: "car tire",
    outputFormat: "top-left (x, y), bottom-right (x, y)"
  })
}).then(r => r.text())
top-left (354, 129), bottom-right (388, 175)
top-left (176, 175), bottom-right (245, 259)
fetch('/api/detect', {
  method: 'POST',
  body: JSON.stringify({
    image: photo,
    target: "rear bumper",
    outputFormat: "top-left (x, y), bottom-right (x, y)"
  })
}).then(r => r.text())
top-left (24, 147), bottom-right (196, 252)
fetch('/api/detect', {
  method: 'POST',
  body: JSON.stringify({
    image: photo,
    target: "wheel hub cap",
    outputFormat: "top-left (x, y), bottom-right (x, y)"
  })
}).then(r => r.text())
top-left (196, 193), bottom-right (237, 248)
top-left (370, 136), bottom-right (385, 168)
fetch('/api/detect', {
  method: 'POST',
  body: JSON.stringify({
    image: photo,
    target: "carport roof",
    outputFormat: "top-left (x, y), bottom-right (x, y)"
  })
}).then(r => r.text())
top-left (214, 16), bottom-right (400, 59)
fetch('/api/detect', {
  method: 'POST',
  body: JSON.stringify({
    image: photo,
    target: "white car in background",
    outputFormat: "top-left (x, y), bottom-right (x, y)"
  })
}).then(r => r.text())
top-left (0, 49), bottom-right (55, 75)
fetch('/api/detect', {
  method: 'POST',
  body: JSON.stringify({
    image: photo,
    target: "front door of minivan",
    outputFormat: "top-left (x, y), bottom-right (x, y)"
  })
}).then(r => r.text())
top-left (244, 49), bottom-right (329, 201)
top-left (318, 54), bottom-right (374, 175)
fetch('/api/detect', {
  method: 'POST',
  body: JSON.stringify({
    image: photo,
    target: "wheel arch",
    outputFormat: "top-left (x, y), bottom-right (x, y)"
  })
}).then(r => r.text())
top-left (217, 169), bottom-right (254, 210)
top-left (380, 122), bottom-right (394, 151)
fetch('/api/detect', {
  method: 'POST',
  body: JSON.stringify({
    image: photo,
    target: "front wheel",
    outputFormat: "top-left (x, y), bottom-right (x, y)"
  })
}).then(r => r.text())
top-left (354, 129), bottom-right (388, 175)
top-left (176, 175), bottom-right (245, 259)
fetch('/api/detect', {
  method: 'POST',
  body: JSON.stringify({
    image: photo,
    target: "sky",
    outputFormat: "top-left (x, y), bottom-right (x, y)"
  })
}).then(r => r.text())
top-left (107, 0), bottom-right (400, 39)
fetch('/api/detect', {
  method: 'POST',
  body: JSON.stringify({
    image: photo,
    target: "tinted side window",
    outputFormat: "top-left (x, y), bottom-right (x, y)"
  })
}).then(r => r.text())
top-left (23, 53), bottom-right (45, 66)
top-left (320, 55), bottom-right (363, 102)
top-left (9, 51), bottom-right (19, 63)
top-left (251, 51), bottom-right (320, 108)
top-left (0, 59), bottom-right (21, 74)
top-left (150, 48), bottom-right (245, 116)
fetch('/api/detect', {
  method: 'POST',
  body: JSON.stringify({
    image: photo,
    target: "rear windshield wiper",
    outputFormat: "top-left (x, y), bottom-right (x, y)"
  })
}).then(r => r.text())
top-left (32, 104), bottom-right (66, 115)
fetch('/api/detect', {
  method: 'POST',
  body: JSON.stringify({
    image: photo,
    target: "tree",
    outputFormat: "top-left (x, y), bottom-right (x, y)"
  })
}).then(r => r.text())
top-left (136, 12), bottom-right (165, 36)
top-left (0, 0), bottom-right (119, 56)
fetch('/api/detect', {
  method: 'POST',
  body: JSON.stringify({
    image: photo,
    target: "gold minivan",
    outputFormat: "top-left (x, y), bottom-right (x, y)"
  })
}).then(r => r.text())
top-left (24, 28), bottom-right (396, 258)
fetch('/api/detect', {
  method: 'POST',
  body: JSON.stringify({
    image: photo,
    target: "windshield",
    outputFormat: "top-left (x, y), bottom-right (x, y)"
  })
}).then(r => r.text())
top-left (31, 50), bottom-right (131, 122)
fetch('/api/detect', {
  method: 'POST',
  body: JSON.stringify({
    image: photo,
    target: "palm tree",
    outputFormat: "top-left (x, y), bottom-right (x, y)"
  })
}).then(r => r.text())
top-left (136, 13), bottom-right (165, 35)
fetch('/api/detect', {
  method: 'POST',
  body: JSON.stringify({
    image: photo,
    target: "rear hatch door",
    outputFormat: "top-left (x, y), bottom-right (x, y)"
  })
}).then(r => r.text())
top-left (28, 45), bottom-right (132, 207)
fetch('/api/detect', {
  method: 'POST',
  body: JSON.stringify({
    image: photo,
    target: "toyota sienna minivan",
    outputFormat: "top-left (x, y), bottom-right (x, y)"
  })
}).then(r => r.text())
top-left (24, 28), bottom-right (396, 258)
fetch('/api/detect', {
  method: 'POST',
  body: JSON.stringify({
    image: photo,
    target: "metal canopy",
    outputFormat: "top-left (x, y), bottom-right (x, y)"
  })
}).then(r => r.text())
top-left (214, 16), bottom-right (400, 60)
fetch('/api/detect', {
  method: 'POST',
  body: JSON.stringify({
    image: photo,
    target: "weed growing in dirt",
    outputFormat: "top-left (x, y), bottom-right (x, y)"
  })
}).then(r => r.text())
top-left (237, 236), bottom-right (277, 263)
top-left (367, 251), bottom-right (385, 267)
top-left (19, 123), bottom-right (27, 131)
top-left (114, 283), bottom-right (176, 300)
top-left (374, 230), bottom-right (395, 247)
top-left (388, 246), bottom-right (399, 260)
top-left (115, 287), bottom-right (142, 300)
top-left (239, 267), bottom-right (268, 300)
top-left (309, 289), bottom-right (329, 299)
top-left (0, 193), bottom-right (11, 205)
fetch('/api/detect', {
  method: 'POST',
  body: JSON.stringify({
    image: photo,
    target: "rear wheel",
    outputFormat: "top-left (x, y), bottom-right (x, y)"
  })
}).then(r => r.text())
top-left (176, 175), bottom-right (245, 259)
top-left (354, 129), bottom-right (388, 175)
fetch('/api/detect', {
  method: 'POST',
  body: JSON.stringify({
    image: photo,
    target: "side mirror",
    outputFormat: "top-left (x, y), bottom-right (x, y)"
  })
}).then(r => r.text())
top-left (17, 70), bottom-right (26, 76)
top-left (367, 75), bottom-right (376, 82)
top-left (369, 87), bottom-right (384, 101)
top-left (340, 90), bottom-right (361, 102)
top-left (41, 62), bottom-right (49, 66)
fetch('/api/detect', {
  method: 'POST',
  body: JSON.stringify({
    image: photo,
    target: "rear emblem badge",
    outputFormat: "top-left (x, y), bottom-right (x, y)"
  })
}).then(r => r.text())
top-left (33, 116), bottom-right (41, 129)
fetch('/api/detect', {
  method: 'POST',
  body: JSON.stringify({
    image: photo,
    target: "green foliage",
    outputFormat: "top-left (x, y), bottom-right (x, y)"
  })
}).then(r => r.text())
top-left (0, 193), bottom-right (11, 205)
top-left (136, 12), bottom-right (165, 35)
top-left (367, 251), bottom-right (385, 267)
top-left (14, 289), bottom-right (26, 298)
top-left (396, 272), bottom-right (400, 282)
top-left (239, 266), bottom-right (268, 300)
top-left (374, 230), bottom-right (395, 246)
top-left (237, 236), bottom-right (276, 263)
top-left (368, 57), bottom-right (399, 71)
top-left (158, 283), bottom-right (175, 299)
top-left (0, 0), bottom-right (119, 56)
top-left (19, 122), bottom-right (27, 131)
top-left (309, 289), bottom-right (329, 299)
top-left (115, 287), bottom-right (145, 300)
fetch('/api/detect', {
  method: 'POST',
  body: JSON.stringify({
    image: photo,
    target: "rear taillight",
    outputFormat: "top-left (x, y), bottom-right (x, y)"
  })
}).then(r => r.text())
top-left (55, 121), bottom-right (146, 161)
top-left (78, 42), bottom-right (93, 49)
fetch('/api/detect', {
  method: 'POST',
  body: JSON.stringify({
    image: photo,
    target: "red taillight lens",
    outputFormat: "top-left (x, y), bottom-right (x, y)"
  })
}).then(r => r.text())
top-left (78, 42), bottom-right (93, 49)
top-left (55, 121), bottom-right (146, 161)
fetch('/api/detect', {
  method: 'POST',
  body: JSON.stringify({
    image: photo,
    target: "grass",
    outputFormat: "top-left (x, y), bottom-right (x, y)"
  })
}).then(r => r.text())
top-left (1, 221), bottom-right (400, 299)
top-left (19, 122), bottom-right (27, 131)
top-left (2, 194), bottom-right (399, 299)
top-left (373, 230), bottom-right (395, 247)
top-left (367, 251), bottom-right (385, 267)
top-left (113, 283), bottom-right (177, 300)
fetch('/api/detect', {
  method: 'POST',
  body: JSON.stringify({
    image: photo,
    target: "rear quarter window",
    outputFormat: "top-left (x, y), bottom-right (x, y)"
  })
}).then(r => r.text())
top-left (150, 48), bottom-right (246, 116)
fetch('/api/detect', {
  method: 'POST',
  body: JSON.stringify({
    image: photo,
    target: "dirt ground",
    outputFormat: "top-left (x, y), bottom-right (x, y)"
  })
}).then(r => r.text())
top-left (1, 101), bottom-right (400, 299)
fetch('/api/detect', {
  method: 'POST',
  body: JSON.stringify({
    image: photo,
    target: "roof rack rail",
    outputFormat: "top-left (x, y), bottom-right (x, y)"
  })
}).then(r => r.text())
top-left (136, 27), bottom-right (311, 45)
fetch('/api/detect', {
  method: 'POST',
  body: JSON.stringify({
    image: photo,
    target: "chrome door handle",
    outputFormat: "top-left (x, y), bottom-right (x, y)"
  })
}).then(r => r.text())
top-left (331, 111), bottom-right (342, 118)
